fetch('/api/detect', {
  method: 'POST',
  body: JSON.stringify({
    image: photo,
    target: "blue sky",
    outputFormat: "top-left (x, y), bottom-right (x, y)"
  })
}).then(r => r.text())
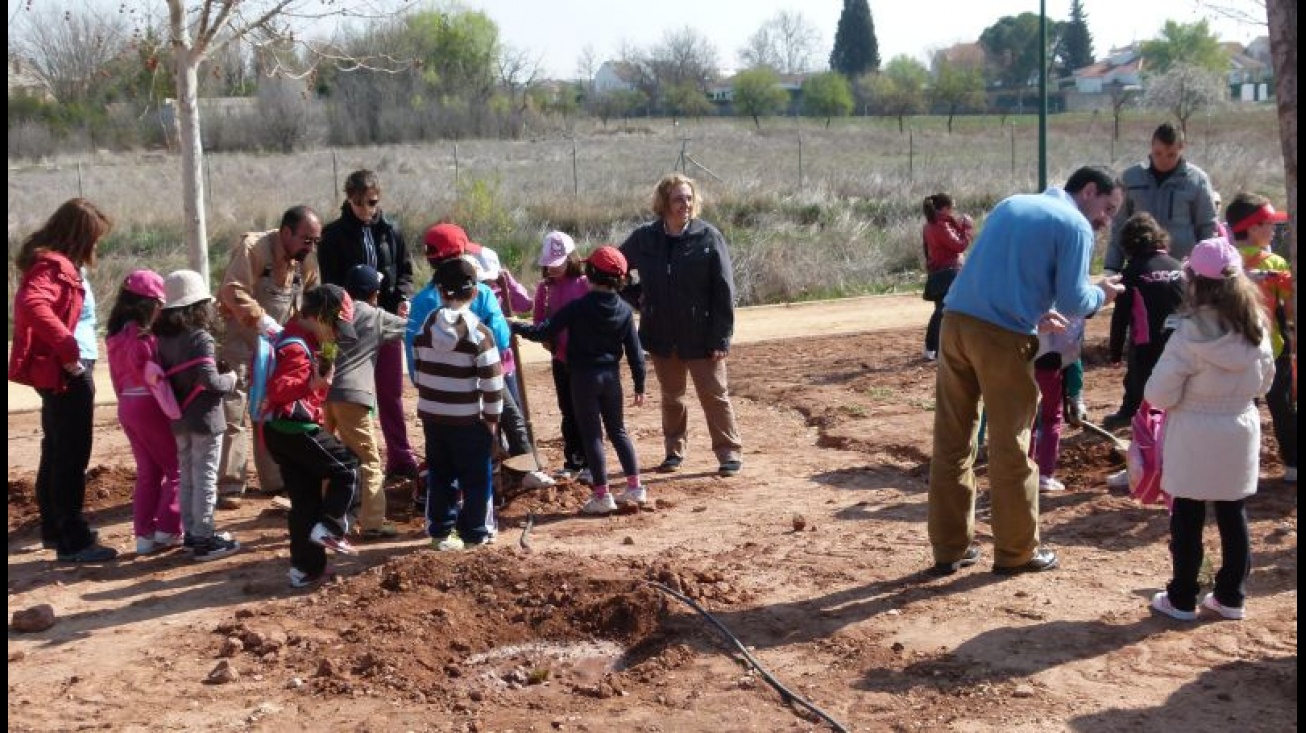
top-left (9, 0), bottom-right (1267, 80)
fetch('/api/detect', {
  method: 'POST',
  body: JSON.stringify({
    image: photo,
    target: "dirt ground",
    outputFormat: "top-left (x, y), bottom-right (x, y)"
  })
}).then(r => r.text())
top-left (6, 311), bottom-right (1298, 732)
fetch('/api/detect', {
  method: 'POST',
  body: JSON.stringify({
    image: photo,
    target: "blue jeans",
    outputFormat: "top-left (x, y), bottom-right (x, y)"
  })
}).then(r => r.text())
top-left (422, 420), bottom-right (494, 544)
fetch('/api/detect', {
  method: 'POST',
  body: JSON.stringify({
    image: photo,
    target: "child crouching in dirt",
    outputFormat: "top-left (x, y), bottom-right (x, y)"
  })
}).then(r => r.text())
top-left (1145, 239), bottom-right (1274, 622)
top-left (262, 284), bottom-right (362, 588)
top-left (512, 246), bottom-right (647, 515)
top-left (413, 257), bottom-right (504, 550)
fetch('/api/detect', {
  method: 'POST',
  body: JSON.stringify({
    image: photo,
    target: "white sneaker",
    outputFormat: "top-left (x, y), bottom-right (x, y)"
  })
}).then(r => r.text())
top-left (309, 522), bottom-right (359, 556)
top-left (577, 468), bottom-right (594, 486)
top-left (615, 485), bottom-right (649, 505)
top-left (1283, 466), bottom-right (1297, 484)
top-left (923, 349), bottom-right (938, 361)
top-left (152, 531), bottom-right (182, 549)
top-left (1200, 593), bottom-right (1246, 620)
top-left (581, 494), bottom-right (618, 515)
top-left (1106, 469), bottom-right (1130, 490)
top-left (1038, 475), bottom-right (1065, 493)
top-left (521, 470), bottom-right (556, 489)
top-left (135, 536), bottom-right (157, 555)
top-left (1150, 591), bottom-right (1197, 621)
top-left (433, 534), bottom-right (465, 551)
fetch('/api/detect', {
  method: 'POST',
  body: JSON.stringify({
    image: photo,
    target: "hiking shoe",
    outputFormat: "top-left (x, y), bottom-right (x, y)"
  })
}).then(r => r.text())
top-left (309, 523), bottom-right (359, 556)
top-left (1150, 591), bottom-right (1198, 621)
top-left (1283, 466), bottom-right (1297, 484)
top-left (581, 494), bottom-right (618, 515)
top-left (929, 545), bottom-right (981, 576)
top-left (992, 548), bottom-right (1059, 576)
top-left (576, 468), bottom-right (594, 486)
top-left (615, 485), bottom-right (649, 506)
top-left (288, 565), bottom-right (333, 589)
top-left (58, 543), bottom-right (118, 563)
top-left (718, 460), bottom-right (743, 477)
top-left (656, 456), bottom-right (683, 473)
top-left (1039, 476), bottom-right (1066, 493)
top-left (1200, 593), bottom-right (1246, 620)
top-left (361, 522), bottom-right (400, 540)
top-left (192, 534), bottom-right (240, 562)
top-left (1106, 469), bottom-right (1130, 490)
top-left (184, 531), bottom-right (231, 550)
top-left (521, 470), bottom-right (556, 489)
top-left (923, 349), bottom-right (938, 361)
top-left (432, 534), bottom-right (465, 552)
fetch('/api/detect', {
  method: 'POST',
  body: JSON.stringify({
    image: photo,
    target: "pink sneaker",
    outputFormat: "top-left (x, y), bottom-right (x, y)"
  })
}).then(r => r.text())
top-left (1200, 593), bottom-right (1245, 620)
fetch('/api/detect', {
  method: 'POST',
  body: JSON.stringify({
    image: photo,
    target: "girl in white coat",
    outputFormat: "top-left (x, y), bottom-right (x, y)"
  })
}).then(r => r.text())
top-left (1144, 238), bottom-right (1275, 622)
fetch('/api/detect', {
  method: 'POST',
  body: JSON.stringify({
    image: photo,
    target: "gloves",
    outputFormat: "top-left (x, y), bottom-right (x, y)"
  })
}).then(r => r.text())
top-left (257, 314), bottom-right (282, 338)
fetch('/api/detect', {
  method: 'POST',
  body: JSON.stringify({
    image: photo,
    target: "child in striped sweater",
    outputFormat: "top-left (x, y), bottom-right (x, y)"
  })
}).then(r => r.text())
top-left (413, 257), bottom-right (505, 550)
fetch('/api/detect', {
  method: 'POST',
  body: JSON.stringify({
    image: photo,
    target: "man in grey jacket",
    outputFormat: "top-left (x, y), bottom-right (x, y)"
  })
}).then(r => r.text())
top-left (1103, 122), bottom-right (1219, 273)
top-left (1101, 123), bottom-right (1218, 430)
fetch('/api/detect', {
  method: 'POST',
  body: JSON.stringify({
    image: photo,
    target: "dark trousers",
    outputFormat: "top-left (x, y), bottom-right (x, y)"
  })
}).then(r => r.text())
top-left (422, 420), bottom-right (493, 544)
top-left (571, 366), bottom-right (639, 489)
top-left (1119, 341), bottom-right (1166, 418)
top-left (1167, 497), bottom-right (1250, 611)
top-left (925, 300), bottom-right (946, 353)
top-left (551, 360), bottom-right (586, 470)
top-left (264, 427), bottom-right (359, 576)
top-left (36, 362), bottom-right (97, 554)
top-left (1266, 353), bottom-right (1297, 468)
top-left (499, 374), bottom-right (532, 458)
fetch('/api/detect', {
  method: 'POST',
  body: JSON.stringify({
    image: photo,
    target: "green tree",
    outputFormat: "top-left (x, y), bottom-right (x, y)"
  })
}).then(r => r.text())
top-left (979, 13), bottom-right (1067, 88)
top-left (731, 67), bottom-right (788, 129)
top-left (801, 72), bottom-right (853, 127)
top-left (863, 55), bottom-right (929, 132)
top-left (1142, 20), bottom-right (1229, 74)
top-left (592, 89), bottom-right (647, 126)
top-left (829, 0), bottom-right (880, 78)
top-left (663, 80), bottom-right (714, 122)
top-left (930, 56), bottom-right (986, 133)
top-left (1061, 0), bottom-right (1095, 71)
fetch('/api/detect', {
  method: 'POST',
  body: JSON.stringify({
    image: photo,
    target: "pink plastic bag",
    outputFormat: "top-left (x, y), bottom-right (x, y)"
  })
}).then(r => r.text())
top-left (1127, 400), bottom-right (1172, 510)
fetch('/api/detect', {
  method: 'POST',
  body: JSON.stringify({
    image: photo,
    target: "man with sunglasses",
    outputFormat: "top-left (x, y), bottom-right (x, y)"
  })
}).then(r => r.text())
top-left (215, 205), bottom-right (323, 507)
top-left (319, 170), bottom-right (419, 485)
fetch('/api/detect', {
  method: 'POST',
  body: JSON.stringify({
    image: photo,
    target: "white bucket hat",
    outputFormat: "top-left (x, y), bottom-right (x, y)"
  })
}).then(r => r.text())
top-left (163, 269), bottom-right (212, 309)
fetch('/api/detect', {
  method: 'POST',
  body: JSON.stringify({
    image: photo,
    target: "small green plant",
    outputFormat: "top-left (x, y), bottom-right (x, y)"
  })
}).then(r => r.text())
top-left (865, 386), bottom-right (895, 400)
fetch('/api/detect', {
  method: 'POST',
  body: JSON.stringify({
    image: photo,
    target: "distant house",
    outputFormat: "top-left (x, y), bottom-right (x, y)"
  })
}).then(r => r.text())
top-left (707, 71), bottom-right (810, 106)
top-left (1222, 41), bottom-right (1272, 101)
top-left (593, 61), bottom-right (638, 95)
top-left (7, 54), bottom-right (52, 101)
top-left (1071, 44), bottom-right (1144, 94)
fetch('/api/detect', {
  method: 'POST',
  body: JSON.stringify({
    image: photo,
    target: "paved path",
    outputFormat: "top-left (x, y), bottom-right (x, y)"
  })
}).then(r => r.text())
top-left (6, 293), bottom-right (932, 414)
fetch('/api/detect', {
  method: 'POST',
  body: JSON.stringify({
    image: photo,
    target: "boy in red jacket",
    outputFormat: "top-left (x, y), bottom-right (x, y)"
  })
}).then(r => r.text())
top-left (262, 284), bottom-right (362, 588)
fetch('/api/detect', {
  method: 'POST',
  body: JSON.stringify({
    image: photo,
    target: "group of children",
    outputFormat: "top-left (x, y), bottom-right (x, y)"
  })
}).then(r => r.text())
top-left (104, 221), bottom-right (650, 588)
top-left (921, 190), bottom-right (1296, 623)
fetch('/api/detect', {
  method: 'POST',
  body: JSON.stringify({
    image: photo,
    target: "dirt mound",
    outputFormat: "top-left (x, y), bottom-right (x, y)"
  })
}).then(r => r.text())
top-left (8, 464), bottom-right (136, 536)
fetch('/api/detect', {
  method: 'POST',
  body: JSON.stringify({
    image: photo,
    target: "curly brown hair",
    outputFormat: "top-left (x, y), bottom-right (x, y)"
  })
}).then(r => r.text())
top-left (1119, 212), bottom-right (1170, 260)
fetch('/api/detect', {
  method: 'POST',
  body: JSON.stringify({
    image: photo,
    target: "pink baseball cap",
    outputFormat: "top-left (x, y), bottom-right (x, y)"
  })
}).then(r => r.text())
top-left (123, 269), bottom-right (166, 302)
top-left (1186, 238), bottom-right (1242, 280)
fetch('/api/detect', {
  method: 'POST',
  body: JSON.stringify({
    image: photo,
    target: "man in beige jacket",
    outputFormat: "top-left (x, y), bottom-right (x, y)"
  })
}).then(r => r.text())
top-left (214, 205), bottom-right (322, 507)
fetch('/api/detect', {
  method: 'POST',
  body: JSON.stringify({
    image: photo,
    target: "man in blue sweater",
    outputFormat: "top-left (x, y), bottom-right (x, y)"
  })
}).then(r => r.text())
top-left (929, 166), bottom-right (1124, 578)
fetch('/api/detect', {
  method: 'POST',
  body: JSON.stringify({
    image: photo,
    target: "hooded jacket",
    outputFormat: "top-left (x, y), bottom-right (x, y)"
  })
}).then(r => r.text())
top-left (319, 204), bottom-right (414, 314)
top-left (513, 290), bottom-right (646, 394)
top-left (1105, 158), bottom-right (1218, 272)
top-left (1108, 250), bottom-right (1185, 362)
top-left (327, 301), bottom-right (408, 409)
top-left (1144, 307), bottom-right (1275, 501)
top-left (9, 251), bottom-right (85, 392)
top-left (620, 217), bottom-right (735, 359)
top-left (412, 306), bottom-right (504, 425)
top-left (264, 321), bottom-right (327, 429)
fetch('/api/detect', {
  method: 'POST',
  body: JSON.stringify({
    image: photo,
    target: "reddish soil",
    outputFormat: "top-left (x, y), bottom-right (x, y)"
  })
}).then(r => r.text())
top-left (6, 317), bottom-right (1297, 732)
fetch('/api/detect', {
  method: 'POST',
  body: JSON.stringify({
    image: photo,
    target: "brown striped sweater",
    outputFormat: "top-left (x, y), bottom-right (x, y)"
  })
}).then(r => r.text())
top-left (412, 306), bottom-right (503, 425)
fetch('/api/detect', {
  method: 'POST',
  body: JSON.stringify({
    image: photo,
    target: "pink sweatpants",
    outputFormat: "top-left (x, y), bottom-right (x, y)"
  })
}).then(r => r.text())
top-left (119, 395), bottom-right (182, 538)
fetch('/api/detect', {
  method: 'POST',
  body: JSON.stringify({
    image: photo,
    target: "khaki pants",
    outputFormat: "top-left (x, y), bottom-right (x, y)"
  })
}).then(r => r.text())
top-left (215, 364), bottom-right (283, 496)
top-left (651, 354), bottom-right (742, 463)
top-left (324, 401), bottom-right (384, 531)
top-left (928, 312), bottom-right (1041, 568)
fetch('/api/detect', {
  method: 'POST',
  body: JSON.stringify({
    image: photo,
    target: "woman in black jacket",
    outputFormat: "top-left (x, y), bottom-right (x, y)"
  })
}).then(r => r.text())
top-left (318, 169), bottom-right (419, 481)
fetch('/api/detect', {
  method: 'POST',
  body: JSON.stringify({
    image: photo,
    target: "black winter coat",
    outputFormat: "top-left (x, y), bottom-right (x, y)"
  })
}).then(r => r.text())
top-left (319, 203), bottom-right (414, 314)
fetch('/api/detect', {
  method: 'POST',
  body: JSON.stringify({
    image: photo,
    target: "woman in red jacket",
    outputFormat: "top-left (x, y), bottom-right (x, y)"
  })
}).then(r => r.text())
top-left (921, 192), bottom-right (974, 361)
top-left (8, 198), bottom-right (118, 562)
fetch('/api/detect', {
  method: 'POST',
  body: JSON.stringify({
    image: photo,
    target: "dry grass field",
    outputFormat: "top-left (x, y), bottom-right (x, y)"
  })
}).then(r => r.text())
top-left (7, 107), bottom-right (1284, 321)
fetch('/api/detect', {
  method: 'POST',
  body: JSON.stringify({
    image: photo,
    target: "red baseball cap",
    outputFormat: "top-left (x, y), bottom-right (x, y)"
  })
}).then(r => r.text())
top-left (424, 223), bottom-right (470, 262)
top-left (586, 245), bottom-right (627, 277)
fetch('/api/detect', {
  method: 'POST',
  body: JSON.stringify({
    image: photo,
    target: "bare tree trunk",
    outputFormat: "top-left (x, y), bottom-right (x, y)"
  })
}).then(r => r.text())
top-left (176, 55), bottom-right (210, 285)
top-left (1267, 0), bottom-right (1296, 348)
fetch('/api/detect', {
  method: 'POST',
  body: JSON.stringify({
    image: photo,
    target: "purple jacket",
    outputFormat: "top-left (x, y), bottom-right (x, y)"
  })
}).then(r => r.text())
top-left (532, 275), bottom-right (589, 363)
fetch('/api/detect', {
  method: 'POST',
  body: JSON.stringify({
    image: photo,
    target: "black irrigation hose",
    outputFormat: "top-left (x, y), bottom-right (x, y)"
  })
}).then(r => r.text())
top-left (646, 581), bottom-right (851, 733)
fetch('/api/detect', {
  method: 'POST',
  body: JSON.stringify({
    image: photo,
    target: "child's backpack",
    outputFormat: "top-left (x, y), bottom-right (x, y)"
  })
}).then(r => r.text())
top-left (1126, 400), bottom-right (1172, 510)
top-left (247, 332), bottom-right (312, 425)
top-left (143, 353), bottom-right (215, 421)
